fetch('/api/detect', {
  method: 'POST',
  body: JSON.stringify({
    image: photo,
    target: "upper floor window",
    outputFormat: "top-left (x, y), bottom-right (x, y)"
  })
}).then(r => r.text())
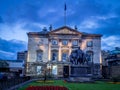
top-left (51, 50), bottom-right (58, 61)
top-left (52, 40), bottom-right (58, 45)
top-left (62, 53), bottom-right (68, 61)
top-left (72, 40), bottom-right (78, 46)
top-left (87, 41), bottom-right (93, 47)
top-left (37, 50), bottom-right (43, 61)
top-left (62, 40), bottom-right (68, 45)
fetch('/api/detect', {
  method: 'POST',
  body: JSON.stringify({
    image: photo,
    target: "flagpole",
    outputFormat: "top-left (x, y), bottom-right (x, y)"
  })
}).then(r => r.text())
top-left (64, 3), bottom-right (66, 26)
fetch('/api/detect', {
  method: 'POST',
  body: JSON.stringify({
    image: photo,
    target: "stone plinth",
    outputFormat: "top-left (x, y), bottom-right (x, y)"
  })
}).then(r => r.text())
top-left (70, 65), bottom-right (92, 77)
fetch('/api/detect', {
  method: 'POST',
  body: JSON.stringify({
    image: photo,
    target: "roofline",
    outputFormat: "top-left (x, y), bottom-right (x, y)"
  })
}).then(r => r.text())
top-left (48, 26), bottom-right (82, 34)
top-left (27, 32), bottom-right (48, 35)
top-left (27, 26), bottom-right (102, 37)
top-left (83, 34), bottom-right (102, 37)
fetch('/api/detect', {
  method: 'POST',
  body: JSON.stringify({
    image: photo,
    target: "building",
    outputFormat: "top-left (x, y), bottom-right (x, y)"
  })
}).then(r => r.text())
top-left (0, 60), bottom-right (24, 77)
top-left (103, 47), bottom-right (120, 78)
top-left (101, 50), bottom-right (110, 66)
top-left (7, 60), bottom-right (25, 77)
top-left (26, 26), bottom-right (102, 77)
top-left (17, 51), bottom-right (27, 61)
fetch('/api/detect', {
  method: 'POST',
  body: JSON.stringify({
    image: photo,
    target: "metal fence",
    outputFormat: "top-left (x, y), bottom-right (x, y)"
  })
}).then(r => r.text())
top-left (0, 77), bottom-right (30, 90)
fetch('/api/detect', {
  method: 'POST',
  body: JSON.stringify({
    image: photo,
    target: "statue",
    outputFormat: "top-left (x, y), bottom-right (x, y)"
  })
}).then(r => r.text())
top-left (70, 47), bottom-right (88, 65)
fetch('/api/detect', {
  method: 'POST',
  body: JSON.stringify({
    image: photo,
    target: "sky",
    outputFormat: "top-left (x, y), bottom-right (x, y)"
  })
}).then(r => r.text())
top-left (0, 0), bottom-right (120, 60)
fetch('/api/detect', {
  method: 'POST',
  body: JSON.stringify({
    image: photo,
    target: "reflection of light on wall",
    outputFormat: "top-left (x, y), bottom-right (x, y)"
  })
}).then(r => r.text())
top-left (39, 46), bottom-right (44, 51)
top-left (81, 40), bottom-right (86, 50)
top-left (48, 46), bottom-right (51, 61)
top-left (81, 38), bottom-right (92, 51)
top-left (100, 52), bottom-right (102, 64)
top-left (27, 52), bottom-right (30, 62)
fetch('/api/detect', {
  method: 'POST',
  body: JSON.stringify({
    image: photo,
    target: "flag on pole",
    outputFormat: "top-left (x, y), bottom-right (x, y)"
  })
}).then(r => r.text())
top-left (64, 3), bottom-right (67, 11)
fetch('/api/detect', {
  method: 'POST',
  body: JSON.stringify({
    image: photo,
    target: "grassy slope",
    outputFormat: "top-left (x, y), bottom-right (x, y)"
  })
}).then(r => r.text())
top-left (19, 80), bottom-right (120, 90)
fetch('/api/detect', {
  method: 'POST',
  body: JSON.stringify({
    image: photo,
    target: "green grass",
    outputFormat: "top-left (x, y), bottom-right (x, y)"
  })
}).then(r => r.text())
top-left (18, 80), bottom-right (120, 90)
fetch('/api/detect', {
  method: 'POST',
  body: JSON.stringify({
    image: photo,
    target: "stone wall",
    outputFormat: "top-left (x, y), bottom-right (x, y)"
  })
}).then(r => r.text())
top-left (111, 66), bottom-right (120, 77)
top-left (81, 37), bottom-right (101, 64)
top-left (27, 37), bottom-right (49, 62)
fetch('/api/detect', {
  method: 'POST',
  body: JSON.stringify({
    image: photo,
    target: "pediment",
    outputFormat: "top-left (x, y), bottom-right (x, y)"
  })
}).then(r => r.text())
top-left (54, 28), bottom-right (77, 34)
top-left (49, 26), bottom-right (82, 35)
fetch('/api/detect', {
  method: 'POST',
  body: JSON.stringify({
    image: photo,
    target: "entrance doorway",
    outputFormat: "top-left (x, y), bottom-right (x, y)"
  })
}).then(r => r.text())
top-left (63, 66), bottom-right (69, 78)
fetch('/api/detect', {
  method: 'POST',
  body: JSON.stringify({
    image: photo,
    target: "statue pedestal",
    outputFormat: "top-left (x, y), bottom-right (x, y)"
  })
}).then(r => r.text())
top-left (67, 65), bottom-right (93, 83)
top-left (70, 65), bottom-right (92, 77)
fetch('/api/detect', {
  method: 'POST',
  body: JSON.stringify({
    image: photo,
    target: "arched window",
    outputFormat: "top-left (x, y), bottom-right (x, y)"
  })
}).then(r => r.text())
top-left (62, 50), bottom-right (69, 62)
top-left (86, 51), bottom-right (94, 62)
top-left (51, 50), bottom-right (58, 61)
top-left (36, 50), bottom-right (43, 61)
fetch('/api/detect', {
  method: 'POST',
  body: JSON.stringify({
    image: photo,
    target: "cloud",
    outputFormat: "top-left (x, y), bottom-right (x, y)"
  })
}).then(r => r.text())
top-left (0, 22), bottom-right (28, 42)
top-left (0, 50), bottom-right (14, 56)
top-left (79, 19), bottom-right (99, 29)
top-left (102, 36), bottom-right (120, 50)
top-left (0, 21), bottom-right (49, 42)
top-left (0, 50), bottom-right (15, 60)
top-left (0, 38), bottom-right (27, 60)
top-left (0, 0), bottom-right (120, 59)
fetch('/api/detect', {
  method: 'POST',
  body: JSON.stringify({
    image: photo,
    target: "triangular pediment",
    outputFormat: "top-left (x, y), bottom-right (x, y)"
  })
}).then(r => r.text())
top-left (49, 26), bottom-right (82, 35)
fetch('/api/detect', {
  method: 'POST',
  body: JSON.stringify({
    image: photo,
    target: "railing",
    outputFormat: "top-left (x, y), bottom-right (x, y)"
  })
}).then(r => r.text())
top-left (0, 76), bottom-right (30, 90)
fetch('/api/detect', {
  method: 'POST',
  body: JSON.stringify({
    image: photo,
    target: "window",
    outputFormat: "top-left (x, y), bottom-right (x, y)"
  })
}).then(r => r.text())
top-left (62, 40), bottom-right (68, 45)
top-left (51, 51), bottom-right (58, 61)
top-left (37, 66), bottom-right (41, 75)
top-left (86, 51), bottom-right (93, 62)
top-left (72, 40), bottom-right (78, 46)
top-left (62, 53), bottom-right (68, 61)
top-left (87, 41), bottom-right (93, 47)
top-left (37, 50), bottom-right (43, 61)
top-left (52, 40), bottom-right (58, 45)
top-left (52, 65), bottom-right (57, 75)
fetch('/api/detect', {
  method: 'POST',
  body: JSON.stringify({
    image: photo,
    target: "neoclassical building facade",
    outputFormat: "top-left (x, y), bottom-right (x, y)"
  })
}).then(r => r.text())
top-left (26, 26), bottom-right (102, 77)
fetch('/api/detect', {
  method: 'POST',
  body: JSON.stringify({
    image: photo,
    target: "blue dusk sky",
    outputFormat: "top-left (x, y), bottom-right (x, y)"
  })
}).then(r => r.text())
top-left (0, 0), bottom-right (120, 60)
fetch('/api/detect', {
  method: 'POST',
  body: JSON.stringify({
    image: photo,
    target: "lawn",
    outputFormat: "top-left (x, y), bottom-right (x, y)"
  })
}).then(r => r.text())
top-left (18, 80), bottom-right (120, 90)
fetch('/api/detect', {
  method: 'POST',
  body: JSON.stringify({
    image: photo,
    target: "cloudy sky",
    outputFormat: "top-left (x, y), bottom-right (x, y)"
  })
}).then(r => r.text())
top-left (0, 0), bottom-right (120, 60)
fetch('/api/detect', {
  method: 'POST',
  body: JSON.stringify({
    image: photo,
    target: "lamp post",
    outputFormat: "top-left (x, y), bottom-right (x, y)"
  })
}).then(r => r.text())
top-left (47, 62), bottom-right (52, 77)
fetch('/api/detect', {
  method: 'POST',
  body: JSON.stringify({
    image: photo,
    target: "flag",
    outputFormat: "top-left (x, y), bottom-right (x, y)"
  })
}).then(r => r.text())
top-left (64, 3), bottom-right (67, 11)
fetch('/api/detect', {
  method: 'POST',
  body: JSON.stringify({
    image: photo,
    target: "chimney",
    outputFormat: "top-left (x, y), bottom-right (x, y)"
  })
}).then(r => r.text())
top-left (49, 24), bottom-right (52, 31)
top-left (43, 27), bottom-right (47, 31)
top-left (74, 25), bottom-right (77, 30)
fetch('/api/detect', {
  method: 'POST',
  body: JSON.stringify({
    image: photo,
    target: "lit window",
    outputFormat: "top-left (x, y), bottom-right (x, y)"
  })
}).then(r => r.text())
top-left (37, 66), bottom-right (41, 75)
top-left (52, 40), bottom-right (58, 45)
top-left (72, 40), bottom-right (78, 46)
top-left (62, 53), bottom-right (68, 61)
top-left (62, 40), bottom-right (68, 45)
top-left (52, 65), bottom-right (57, 75)
top-left (87, 41), bottom-right (93, 47)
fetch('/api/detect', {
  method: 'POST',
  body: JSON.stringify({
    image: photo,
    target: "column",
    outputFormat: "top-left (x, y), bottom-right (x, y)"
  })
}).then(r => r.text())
top-left (69, 39), bottom-right (72, 56)
top-left (58, 47), bottom-right (61, 61)
top-left (48, 40), bottom-right (51, 61)
top-left (58, 40), bottom-right (61, 61)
